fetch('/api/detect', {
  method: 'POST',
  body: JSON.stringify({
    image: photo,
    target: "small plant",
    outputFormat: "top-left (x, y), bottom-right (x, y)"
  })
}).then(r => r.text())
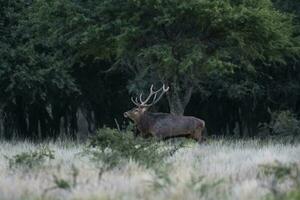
top-left (150, 165), bottom-right (172, 191)
top-left (85, 127), bottom-right (173, 169)
top-left (283, 190), bottom-right (300, 200)
top-left (6, 146), bottom-right (55, 169)
top-left (259, 110), bottom-right (300, 142)
top-left (71, 164), bottom-right (79, 187)
top-left (53, 175), bottom-right (71, 190)
top-left (42, 165), bottom-right (79, 198)
top-left (259, 161), bottom-right (300, 200)
top-left (85, 147), bottom-right (122, 180)
top-left (260, 161), bottom-right (299, 182)
top-left (42, 175), bottom-right (72, 198)
top-left (188, 176), bottom-right (224, 198)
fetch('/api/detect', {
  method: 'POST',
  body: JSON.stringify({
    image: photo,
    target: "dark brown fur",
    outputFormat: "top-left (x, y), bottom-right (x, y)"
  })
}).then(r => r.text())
top-left (124, 109), bottom-right (205, 142)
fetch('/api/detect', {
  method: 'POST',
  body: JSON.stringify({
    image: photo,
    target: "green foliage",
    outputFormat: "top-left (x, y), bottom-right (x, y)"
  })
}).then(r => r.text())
top-left (91, 0), bottom-right (298, 115)
top-left (0, 0), bottom-right (300, 138)
top-left (53, 175), bottom-right (71, 190)
top-left (85, 127), bottom-right (172, 169)
top-left (283, 190), bottom-right (300, 200)
top-left (188, 176), bottom-right (225, 198)
top-left (259, 161), bottom-right (300, 200)
top-left (0, 0), bottom-right (81, 139)
top-left (42, 171), bottom-right (77, 198)
top-left (0, 0), bottom-right (131, 139)
top-left (260, 110), bottom-right (300, 141)
top-left (273, 0), bottom-right (300, 22)
top-left (96, 0), bottom-right (297, 67)
top-left (150, 172), bottom-right (225, 198)
top-left (260, 161), bottom-right (300, 182)
top-left (6, 146), bottom-right (55, 169)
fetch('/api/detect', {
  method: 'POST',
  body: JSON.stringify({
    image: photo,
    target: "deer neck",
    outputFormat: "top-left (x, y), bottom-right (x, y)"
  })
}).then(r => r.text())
top-left (136, 111), bottom-right (150, 132)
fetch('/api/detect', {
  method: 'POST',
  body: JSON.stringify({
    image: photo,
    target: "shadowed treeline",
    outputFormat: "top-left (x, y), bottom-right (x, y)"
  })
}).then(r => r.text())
top-left (0, 0), bottom-right (299, 140)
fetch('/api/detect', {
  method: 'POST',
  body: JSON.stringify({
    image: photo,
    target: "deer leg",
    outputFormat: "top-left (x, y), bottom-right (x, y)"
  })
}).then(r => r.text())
top-left (140, 131), bottom-right (153, 138)
top-left (191, 128), bottom-right (203, 143)
top-left (133, 126), bottom-right (139, 137)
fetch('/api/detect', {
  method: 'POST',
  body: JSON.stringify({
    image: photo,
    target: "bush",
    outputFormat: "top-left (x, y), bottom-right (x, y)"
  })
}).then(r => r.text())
top-left (85, 127), bottom-right (173, 169)
top-left (6, 146), bottom-right (55, 169)
top-left (259, 161), bottom-right (300, 200)
top-left (259, 110), bottom-right (300, 142)
top-left (283, 190), bottom-right (300, 200)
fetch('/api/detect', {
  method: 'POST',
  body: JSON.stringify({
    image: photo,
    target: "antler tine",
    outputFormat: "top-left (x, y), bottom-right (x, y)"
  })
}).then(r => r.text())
top-left (131, 97), bottom-right (140, 106)
top-left (139, 93), bottom-right (144, 104)
top-left (150, 84), bottom-right (154, 93)
top-left (142, 84), bottom-right (169, 107)
top-left (131, 84), bottom-right (169, 107)
top-left (163, 84), bottom-right (169, 91)
top-left (143, 92), bottom-right (158, 106)
top-left (139, 84), bottom-right (155, 105)
top-left (149, 84), bottom-right (169, 106)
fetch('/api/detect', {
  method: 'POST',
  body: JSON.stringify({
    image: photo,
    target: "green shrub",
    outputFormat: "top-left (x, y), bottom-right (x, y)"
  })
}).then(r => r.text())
top-left (53, 175), bottom-right (71, 190)
top-left (6, 146), bottom-right (55, 169)
top-left (188, 176), bottom-right (225, 198)
top-left (85, 127), bottom-right (173, 169)
top-left (260, 161), bottom-right (299, 182)
top-left (259, 161), bottom-right (300, 200)
top-left (260, 110), bottom-right (300, 142)
top-left (42, 175), bottom-right (72, 198)
top-left (283, 190), bottom-right (300, 200)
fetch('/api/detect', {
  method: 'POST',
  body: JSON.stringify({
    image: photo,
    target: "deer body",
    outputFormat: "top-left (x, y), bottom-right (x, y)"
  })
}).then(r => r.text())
top-left (137, 111), bottom-right (205, 140)
top-left (124, 84), bottom-right (206, 142)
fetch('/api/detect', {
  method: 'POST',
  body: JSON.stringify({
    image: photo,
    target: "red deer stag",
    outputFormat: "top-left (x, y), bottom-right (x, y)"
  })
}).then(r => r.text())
top-left (123, 84), bottom-right (205, 142)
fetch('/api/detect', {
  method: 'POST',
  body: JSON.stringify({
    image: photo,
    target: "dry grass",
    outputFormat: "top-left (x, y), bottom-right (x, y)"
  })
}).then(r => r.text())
top-left (0, 139), bottom-right (299, 200)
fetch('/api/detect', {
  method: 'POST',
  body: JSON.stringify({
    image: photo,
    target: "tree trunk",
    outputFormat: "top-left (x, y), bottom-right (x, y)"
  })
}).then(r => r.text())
top-left (166, 79), bottom-right (193, 116)
top-left (168, 95), bottom-right (185, 115)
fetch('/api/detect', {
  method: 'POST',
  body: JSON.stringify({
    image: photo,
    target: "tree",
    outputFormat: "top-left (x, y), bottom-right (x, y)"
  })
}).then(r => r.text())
top-left (0, 0), bottom-right (82, 139)
top-left (89, 0), bottom-right (298, 115)
top-left (0, 0), bottom-right (299, 139)
top-left (0, 0), bottom-right (132, 139)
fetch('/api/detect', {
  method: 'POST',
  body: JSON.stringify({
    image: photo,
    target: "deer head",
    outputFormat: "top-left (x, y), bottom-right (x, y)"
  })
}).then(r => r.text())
top-left (123, 84), bottom-right (169, 122)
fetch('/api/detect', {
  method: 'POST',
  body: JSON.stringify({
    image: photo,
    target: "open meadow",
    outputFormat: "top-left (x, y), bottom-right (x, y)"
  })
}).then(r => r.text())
top-left (0, 131), bottom-right (299, 200)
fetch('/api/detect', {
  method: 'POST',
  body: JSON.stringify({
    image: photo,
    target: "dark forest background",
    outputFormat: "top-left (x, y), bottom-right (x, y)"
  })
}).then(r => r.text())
top-left (0, 0), bottom-right (300, 140)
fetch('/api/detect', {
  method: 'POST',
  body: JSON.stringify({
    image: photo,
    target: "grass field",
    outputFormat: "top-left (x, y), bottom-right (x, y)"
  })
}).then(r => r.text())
top-left (0, 137), bottom-right (299, 200)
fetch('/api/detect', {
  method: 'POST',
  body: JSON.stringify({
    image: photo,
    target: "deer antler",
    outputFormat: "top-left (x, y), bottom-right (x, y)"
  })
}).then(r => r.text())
top-left (131, 84), bottom-right (169, 107)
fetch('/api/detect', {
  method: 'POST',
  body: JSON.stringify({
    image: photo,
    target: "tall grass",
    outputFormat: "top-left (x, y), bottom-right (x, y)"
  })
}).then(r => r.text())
top-left (0, 128), bottom-right (299, 200)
